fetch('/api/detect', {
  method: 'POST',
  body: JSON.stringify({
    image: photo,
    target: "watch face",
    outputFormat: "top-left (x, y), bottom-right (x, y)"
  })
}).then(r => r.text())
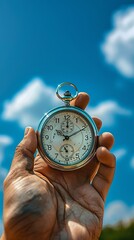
top-left (38, 107), bottom-right (97, 170)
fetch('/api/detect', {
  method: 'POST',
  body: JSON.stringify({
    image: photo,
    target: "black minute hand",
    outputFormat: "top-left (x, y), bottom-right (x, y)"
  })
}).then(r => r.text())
top-left (68, 125), bottom-right (87, 138)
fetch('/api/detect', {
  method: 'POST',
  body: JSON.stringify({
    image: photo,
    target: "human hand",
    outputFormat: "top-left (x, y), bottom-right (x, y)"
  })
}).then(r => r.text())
top-left (2, 93), bottom-right (115, 240)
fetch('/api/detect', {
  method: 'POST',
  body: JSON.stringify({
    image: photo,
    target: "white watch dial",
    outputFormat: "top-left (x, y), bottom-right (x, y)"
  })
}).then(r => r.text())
top-left (40, 110), bottom-right (95, 166)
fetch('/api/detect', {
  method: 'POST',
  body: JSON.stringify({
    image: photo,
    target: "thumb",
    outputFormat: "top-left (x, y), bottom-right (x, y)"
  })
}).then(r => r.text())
top-left (11, 127), bottom-right (37, 173)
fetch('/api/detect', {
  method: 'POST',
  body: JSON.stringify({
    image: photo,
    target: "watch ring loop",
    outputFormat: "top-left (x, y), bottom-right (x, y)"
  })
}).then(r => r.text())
top-left (56, 82), bottom-right (78, 102)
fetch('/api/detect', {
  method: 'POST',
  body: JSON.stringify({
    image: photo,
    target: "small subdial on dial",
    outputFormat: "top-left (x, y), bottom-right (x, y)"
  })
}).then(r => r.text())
top-left (59, 144), bottom-right (74, 161)
top-left (61, 120), bottom-right (74, 133)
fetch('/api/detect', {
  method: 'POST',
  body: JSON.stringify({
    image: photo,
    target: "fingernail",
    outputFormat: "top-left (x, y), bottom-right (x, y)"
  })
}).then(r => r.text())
top-left (24, 127), bottom-right (31, 136)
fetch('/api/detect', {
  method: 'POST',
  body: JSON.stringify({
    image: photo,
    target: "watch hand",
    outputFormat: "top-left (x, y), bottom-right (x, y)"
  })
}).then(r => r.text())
top-left (56, 130), bottom-right (69, 141)
top-left (64, 146), bottom-right (68, 153)
top-left (66, 119), bottom-right (69, 128)
top-left (68, 125), bottom-right (87, 138)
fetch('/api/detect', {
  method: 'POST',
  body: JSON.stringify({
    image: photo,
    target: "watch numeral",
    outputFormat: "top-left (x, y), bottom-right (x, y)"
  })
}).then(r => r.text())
top-left (85, 135), bottom-right (88, 140)
top-left (75, 117), bottom-right (78, 123)
top-left (47, 145), bottom-right (52, 150)
top-left (75, 153), bottom-right (80, 159)
top-left (55, 118), bottom-right (60, 123)
top-left (55, 153), bottom-right (58, 159)
top-left (45, 125), bottom-right (53, 130)
top-left (64, 115), bottom-right (70, 120)
top-left (45, 135), bottom-right (49, 140)
top-left (82, 145), bottom-right (86, 150)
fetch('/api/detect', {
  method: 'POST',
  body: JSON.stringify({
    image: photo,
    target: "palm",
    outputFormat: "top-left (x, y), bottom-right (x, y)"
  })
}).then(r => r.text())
top-left (31, 154), bottom-right (104, 239)
top-left (3, 94), bottom-right (115, 240)
top-left (5, 159), bottom-right (102, 240)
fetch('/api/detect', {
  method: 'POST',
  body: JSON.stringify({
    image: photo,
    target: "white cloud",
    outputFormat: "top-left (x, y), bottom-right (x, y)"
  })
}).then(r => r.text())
top-left (2, 79), bottom-right (132, 129)
top-left (2, 78), bottom-right (60, 129)
top-left (104, 201), bottom-right (134, 226)
top-left (0, 135), bottom-right (13, 165)
top-left (87, 101), bottom-right (132, 126)
top-left (130, 156), bottom-right (134, 168)
top-left (113, 148), bottom-right (127, 160)
top-left (101, 7), bottom-right (134, 78)
top-left (0, 135), bottom-right (13, 145)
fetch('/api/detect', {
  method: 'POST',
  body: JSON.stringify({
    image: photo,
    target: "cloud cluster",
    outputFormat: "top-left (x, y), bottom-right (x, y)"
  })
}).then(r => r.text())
top-left (87, 101), bottom-right (132, 127)
top-left (101, 7), bottom-right (134, 78)
top-left (104, 200), bottom-right (134, 226)
top-left (2, 79), bottom-right (132, 129)
top-left (113, 148), bottom-right (127, 160)
top-left (2, 79), bottom-right (60, 129)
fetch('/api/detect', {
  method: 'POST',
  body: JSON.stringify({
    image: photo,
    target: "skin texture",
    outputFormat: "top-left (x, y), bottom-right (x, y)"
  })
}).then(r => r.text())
top-left (1, 93), bottom-right (116, 240)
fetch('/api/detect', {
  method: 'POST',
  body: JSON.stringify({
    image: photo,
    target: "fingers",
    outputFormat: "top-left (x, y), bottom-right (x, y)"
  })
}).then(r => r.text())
top-left (85, 132), bottom-right (114, 181)
top-left (98, 132), bottom-right (114, 150)
top-left (96, 147), bottom-right (115, 167)
top-left (70, 92), bottom-right (90, 109)
top-left (92, 146), bottom-right (116, 201)
top-left (92, 117), bottom-right (102, 131)
top-left (10, 127), bottom-right (37, 174)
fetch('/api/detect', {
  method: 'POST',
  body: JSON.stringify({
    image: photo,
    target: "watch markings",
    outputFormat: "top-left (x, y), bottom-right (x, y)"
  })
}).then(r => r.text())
top-left (41, 111), bottom-right (95, 165)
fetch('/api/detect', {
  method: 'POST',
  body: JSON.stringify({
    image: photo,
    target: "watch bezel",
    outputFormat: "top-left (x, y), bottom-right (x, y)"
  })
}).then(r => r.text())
top-left (37, 106), bottom-right (98, 171)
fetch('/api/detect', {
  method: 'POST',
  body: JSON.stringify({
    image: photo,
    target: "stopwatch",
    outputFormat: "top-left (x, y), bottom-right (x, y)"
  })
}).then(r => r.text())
top-left (37, 82), bottom-right (98, 171)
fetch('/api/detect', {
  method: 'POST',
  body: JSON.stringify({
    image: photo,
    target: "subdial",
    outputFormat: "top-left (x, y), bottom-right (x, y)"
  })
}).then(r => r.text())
top-left (59, 144), bottom-right (74, 160)
top-left (61, 120), bottom-right (74, 133)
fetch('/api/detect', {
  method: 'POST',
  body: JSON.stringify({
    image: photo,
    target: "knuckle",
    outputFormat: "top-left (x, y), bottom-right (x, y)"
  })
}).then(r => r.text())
top-left (15, 144), bottom-right (23, 154)
top-left (15, 143), bottom-right (34, 160)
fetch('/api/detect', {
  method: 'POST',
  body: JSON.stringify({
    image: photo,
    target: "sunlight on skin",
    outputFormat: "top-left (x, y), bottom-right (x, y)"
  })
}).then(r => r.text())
top-left (1, 93), bottom-right (115, 240)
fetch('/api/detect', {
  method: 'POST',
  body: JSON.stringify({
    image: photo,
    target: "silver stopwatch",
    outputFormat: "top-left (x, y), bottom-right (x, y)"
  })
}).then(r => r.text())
top-left (37, 82), bottom-right (98, 171)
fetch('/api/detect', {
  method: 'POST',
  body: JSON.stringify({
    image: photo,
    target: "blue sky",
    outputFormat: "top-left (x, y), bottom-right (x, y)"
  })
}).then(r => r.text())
top-left (0, 0), bottom-right (134, 234)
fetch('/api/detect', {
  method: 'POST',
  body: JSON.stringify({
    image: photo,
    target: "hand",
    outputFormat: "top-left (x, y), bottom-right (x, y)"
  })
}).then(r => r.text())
top-left (2, 93), bottom-right (116, 240)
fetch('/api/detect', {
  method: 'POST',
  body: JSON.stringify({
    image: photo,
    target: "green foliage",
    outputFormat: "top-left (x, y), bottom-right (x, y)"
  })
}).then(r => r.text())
top-left (100, 221), bottom-right (134, 240)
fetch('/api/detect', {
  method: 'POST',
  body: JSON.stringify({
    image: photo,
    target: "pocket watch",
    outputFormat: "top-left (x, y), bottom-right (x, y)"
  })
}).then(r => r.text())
top-left (37, 82), bottom-right (98, 171)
